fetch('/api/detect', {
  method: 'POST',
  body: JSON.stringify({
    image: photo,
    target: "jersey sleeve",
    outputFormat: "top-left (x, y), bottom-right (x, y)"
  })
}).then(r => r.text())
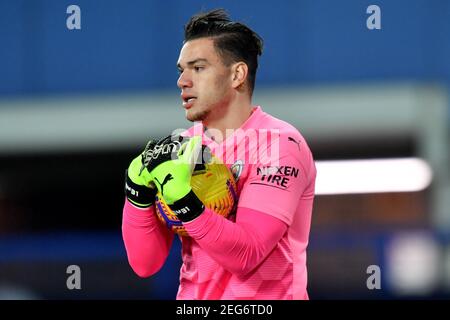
top-left (237, 132), bottom-right (316, 226)
top-left (122, 198), bottom-right (174, 277)
top-left (183, 206), bottom-right (288, 276)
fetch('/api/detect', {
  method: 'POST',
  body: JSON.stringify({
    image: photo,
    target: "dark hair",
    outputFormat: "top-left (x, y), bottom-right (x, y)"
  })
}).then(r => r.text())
top-left (184, 8), bottom-right (263, 96)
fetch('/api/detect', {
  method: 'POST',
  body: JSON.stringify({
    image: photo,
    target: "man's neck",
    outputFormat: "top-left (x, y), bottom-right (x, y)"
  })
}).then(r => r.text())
top-left (203, 100), bottom-right (253, 143)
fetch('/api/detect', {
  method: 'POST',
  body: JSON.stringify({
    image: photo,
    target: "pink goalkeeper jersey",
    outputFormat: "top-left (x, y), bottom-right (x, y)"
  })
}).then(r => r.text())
top-left (177, 106), bottom-right (316, 299)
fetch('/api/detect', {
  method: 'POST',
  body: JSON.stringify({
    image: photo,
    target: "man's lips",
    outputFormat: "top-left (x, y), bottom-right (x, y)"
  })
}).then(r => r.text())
top-left (182, 95), bottom-right (197, 109)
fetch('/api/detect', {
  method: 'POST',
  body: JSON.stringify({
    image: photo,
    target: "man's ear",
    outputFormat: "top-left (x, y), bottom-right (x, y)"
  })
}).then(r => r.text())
top-left (231, 62), bottom-right (248, 90)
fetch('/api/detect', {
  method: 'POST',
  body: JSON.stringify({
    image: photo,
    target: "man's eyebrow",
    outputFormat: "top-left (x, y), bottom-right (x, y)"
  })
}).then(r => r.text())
top-left (177, 58), bottom-right (209, 69)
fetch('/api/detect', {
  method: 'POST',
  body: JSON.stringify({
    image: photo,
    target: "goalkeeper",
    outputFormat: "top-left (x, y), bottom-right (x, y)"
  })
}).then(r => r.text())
top-left (122, 9), bottom-right (316, 300)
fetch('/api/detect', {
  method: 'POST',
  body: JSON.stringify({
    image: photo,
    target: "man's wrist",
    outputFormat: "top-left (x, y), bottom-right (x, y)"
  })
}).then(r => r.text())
top-left (125, 170), bottom-right (157, 208)
top-left (169, 190), bottom-right (205, 222)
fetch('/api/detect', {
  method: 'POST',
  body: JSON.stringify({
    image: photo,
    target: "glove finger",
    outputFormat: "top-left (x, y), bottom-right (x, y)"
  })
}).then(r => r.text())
top-left (139, 139), bottom-right (158, 175)
top-left (145, 139), bottom-right (158, 151)
top-left (178, 136), bottom-right (202, 173)
top-left (146, 135), bottom-right (184, 172)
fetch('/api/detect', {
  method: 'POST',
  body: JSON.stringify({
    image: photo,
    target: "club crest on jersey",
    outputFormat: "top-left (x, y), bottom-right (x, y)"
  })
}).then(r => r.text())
top-left (230, 160), bottom-right (244, 182)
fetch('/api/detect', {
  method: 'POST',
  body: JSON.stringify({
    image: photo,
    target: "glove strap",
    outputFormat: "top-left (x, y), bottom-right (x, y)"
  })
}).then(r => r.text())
top-left (169, 190), bottom-right (205, 222)
top-left (125, 170), bottom-right (156, 208)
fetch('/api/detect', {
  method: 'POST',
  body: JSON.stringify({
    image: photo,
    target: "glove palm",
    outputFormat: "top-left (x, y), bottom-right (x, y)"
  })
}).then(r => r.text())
top-left (147, 135), bottom-right (205, 221)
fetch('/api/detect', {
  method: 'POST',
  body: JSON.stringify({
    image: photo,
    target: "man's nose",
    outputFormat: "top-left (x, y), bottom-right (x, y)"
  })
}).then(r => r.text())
top-left (177, 72), bottom-right (193, 89)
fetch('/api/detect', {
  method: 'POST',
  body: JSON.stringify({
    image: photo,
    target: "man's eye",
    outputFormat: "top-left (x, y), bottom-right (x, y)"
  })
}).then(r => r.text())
top-left (194, 66), bottom-right (204, 72)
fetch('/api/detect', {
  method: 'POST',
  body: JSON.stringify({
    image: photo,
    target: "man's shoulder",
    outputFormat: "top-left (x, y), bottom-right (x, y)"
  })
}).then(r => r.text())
top-left (256, 110), bottom-right (307, 145)
top-left (258, 110), bottom-right (315, 169)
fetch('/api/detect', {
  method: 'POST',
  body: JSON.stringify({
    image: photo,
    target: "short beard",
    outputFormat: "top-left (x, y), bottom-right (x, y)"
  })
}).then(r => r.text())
top-left (187, 109), bottom-right (210, 122)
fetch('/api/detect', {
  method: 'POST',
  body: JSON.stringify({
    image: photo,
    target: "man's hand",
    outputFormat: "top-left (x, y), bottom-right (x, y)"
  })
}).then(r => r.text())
top-left (147, 135), bottom-right (205, 222)
top-left (125, 139), bottom-right (158, 208)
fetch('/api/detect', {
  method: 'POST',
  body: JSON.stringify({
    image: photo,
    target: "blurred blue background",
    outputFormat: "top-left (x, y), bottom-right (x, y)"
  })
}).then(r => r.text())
top-left (1, 0), bottom-right (449, 95)
top-left (0, 0), bottom-right (449, 299)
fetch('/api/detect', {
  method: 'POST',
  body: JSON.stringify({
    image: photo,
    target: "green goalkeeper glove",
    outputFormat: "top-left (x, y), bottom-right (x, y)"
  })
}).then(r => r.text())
top-left (146, 135), bottom-right (205, 222)
top-left (125, 139), bottom-right (158, 208)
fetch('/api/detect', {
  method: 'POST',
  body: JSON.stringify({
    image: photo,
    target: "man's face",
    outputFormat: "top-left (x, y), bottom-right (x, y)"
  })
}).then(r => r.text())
top-left (177, 38), bottom-right (233, 122)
